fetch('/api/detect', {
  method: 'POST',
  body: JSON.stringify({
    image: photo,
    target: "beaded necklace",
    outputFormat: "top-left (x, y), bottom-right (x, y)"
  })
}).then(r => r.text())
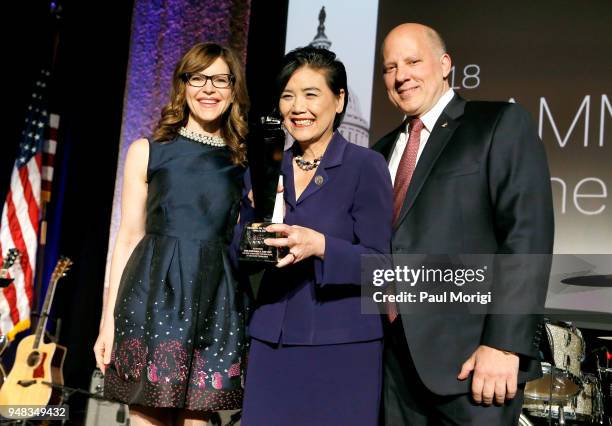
top-left (178, 127), bottom-right (225, 147)
top-left (294, 155), bottom-right (322, 171)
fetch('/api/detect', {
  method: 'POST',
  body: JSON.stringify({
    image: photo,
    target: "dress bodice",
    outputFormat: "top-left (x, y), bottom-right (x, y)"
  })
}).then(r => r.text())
top-left (145, 136), bottom-right (244, 242)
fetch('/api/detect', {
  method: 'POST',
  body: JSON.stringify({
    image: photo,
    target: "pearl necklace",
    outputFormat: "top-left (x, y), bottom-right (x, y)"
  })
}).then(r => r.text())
top-left (178, 127), bottom-right (226, 147)
top-left (294, 155), bottom-right (322, 171)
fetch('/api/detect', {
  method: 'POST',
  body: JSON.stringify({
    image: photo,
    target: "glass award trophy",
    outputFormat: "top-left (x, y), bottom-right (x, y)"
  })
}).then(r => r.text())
top-left (239, 116), bottom-right (287, 263)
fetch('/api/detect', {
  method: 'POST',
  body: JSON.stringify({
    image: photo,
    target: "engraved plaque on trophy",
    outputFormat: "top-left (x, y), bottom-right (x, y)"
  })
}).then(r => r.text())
top-left (239, 116), bottom-right (287, 263)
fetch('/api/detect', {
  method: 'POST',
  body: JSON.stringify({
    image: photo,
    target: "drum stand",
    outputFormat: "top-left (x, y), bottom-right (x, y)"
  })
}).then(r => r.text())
top-left (595, 355), bottom-right (611, 426)
top-left (545, 367), bottom-right (567, 426)
top-left (556, 405), bottom-right (565, 425)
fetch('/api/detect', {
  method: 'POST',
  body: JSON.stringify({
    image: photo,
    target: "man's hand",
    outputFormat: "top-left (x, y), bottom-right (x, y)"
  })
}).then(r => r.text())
top-left (457, 345), bottom-right (519, 405)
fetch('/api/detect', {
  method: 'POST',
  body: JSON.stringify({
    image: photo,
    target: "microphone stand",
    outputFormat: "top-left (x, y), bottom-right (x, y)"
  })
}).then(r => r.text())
top-left (6, 380), bottom-right (112, 426)
top-left (41, 381), bottom-right (116, 426)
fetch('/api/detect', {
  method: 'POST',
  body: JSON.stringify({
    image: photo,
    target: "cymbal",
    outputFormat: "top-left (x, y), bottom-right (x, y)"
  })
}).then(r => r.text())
top-left (561, 274), bottom-right (612, 287)
top-left (596, 336), bottom-right (612, 341)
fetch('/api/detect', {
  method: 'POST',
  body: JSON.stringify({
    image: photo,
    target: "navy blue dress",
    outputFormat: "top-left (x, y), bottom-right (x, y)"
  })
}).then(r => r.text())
top-left (104, 135), bottom-right (248, 411)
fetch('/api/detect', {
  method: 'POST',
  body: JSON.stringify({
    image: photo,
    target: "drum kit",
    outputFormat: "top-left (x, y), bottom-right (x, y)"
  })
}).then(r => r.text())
top-left (521, 320), bottom-right (612, 425)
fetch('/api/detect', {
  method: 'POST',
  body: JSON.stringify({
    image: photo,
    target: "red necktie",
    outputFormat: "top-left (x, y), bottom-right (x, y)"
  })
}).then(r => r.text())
top-left (388, 118), bottom-right (424, 322)
top-left (392, 118), bottom-right (424, 224)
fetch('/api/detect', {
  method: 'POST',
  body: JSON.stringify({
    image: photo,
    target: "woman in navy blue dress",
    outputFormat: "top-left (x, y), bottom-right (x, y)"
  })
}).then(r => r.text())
top-left (239, 47), bottom-right (393, 425)
top-left (93, 43), bottom-right (250, 425)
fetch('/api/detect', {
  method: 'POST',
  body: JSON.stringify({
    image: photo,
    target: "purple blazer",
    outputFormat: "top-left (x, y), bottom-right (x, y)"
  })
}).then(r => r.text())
top-left (236, 132), bottom-right (393, 345)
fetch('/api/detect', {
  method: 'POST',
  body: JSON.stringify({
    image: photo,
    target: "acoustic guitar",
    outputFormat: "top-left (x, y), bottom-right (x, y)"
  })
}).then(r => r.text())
top-left (0, 257), bottom-right (72, 417)
top-left (0, 248), bottom-right (20, 287)
top-left (0, 330), bottom-right (7, 389)
top-left (0, 248), bottom-right (20, 388)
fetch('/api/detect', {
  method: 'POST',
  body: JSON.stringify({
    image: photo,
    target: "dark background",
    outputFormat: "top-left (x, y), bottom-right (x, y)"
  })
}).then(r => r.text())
top-left (1, 1), bottom-right (610, 424)
top-left (1, 0), bottom-right (134, 422)
top-left (372, 0), bottom-right (612, 268)
top-left (0, 0), bottom-right (289, 423)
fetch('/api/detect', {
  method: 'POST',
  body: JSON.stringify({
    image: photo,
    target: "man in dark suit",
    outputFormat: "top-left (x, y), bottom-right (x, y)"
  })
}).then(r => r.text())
top-left (373, 23), bottom-right (554, 425)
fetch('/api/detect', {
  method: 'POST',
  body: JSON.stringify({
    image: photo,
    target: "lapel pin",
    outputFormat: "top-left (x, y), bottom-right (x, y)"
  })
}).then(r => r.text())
top-left (441, 122), bottom-right (448, 128)
top-left (314, 175), bottom-right (324, 186)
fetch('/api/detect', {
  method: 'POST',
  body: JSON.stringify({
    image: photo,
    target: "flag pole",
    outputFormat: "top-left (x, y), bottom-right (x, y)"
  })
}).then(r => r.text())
top-left (33, 1), bottom-right (63, 318)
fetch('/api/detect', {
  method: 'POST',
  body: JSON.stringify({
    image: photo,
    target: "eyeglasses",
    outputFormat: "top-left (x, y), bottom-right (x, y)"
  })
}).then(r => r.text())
top-left (183, 73), bottom-right (234, 89)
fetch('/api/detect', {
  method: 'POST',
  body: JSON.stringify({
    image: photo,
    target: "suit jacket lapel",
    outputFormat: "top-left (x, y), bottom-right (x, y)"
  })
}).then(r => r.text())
top-left (297, 167), bottom-right (329, 204)
top-left (374, 121), bottom-right (406, 161)
top-left (291, 132), bottom-right (346, 205)
top-left (394, 95), bottom-right (466, 229)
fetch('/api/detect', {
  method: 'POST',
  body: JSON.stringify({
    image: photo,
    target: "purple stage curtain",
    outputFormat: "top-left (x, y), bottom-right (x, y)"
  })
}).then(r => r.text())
top-left (103, 0), bottom-right (251, 302)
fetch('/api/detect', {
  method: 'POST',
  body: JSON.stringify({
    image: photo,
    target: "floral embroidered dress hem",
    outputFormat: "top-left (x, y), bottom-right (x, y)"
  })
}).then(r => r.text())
top-left (104, 136), bottom-right (248, 411)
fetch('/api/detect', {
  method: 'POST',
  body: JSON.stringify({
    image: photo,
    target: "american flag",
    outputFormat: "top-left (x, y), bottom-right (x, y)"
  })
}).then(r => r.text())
top-left (0, 69), bottom-right (59, 340)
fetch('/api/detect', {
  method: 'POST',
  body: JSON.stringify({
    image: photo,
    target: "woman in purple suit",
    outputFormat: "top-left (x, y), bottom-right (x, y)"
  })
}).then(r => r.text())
top-left (239, 47), bottom-right (393, 425)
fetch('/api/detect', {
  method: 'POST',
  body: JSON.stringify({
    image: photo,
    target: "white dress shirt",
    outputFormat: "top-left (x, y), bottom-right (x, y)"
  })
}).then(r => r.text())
top-left (388, 89), bottom-right (455, 185)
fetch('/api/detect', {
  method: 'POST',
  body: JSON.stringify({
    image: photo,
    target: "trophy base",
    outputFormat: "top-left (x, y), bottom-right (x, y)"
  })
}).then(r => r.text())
top-left (239, 222), bottom-right (288, 263)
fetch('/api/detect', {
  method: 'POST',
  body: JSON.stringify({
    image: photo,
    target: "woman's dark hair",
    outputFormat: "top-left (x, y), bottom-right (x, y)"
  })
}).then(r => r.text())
top-left (276, 46), bottom-right (349, 130)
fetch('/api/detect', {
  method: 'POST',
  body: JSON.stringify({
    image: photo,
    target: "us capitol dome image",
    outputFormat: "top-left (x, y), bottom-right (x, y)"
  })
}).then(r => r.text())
top-left (308, 7), bottom-right (370, 147)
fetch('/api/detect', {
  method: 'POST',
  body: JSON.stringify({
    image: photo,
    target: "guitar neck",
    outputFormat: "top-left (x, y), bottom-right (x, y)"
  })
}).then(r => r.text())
top-left (33, 278), bottom-right (60, 349)
top-left (0, 249), bottom-right (19, 279)
top-left (0, 262), bottom-right (10, 279)
top-left (29, 257), bottom-right (71, 350)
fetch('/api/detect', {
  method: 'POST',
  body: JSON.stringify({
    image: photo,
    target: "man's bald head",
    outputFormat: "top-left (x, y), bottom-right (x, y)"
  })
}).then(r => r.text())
top-left (383, 23), bottom-right (447, 57)
top-left (381, 23), bottom-right (452, 117)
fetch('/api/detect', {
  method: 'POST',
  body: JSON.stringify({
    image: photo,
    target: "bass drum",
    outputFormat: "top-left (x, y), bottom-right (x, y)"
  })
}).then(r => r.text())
top-left (525, 321), bottom-right (585, 403)
top-left (523, 373), bottom-right (604, 424)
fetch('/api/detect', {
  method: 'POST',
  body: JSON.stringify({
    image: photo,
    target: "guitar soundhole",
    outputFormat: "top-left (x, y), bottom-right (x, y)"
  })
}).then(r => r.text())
top-left (27, 351), bottom-right (40, 367)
